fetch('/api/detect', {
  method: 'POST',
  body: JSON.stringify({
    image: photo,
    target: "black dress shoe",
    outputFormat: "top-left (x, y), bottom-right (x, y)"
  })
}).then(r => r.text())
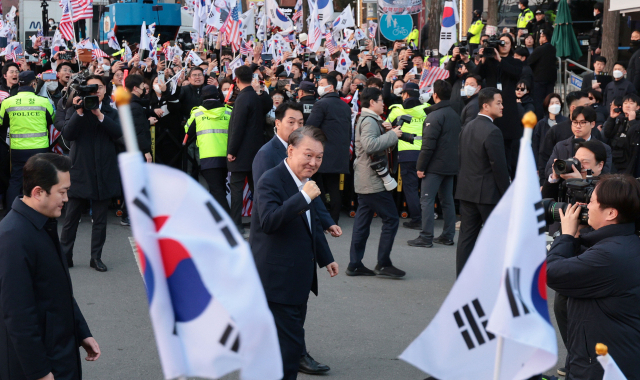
top-left (433, 236), bottom-right (454, 245)
top-left (90, 259), bottom-right (108, 272)
top-left (402, 220), bottom-right (422, 230)
top-left (345, 266), bottom-right (376, 276)
top-left (407, 236), bottom-right (433, 248)
top-left (67, 256), bottom-right (74, 268)
top-left (299, 352), bottom-right (330, 374)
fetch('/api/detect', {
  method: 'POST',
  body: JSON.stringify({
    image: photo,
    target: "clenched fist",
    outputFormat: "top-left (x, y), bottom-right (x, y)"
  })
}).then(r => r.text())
top-left (302, 180), bottom-right (321, 200)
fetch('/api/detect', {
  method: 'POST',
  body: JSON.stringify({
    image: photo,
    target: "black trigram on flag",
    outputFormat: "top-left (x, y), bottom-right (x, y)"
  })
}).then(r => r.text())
top-left (453, 299), bottom-right (495, 350)
top-left (441, 32), bottom-right (452, 40)
top-left (534, 200), bottom-right (545, 235)
top-left (505, 267), bottom-right (530, 318)
top-left (219, 323), bottom-right (241, 353)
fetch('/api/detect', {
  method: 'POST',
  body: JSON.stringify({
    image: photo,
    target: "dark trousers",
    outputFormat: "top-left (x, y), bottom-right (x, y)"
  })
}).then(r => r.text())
top-left (456, 200), bottom-right (496, 276)
top-left (554, 292), bottom-right (570, 370)
top-left (60, 198), bottom-right (110, 261)
top-left (349, 191), bottom-right (399, 269)
top-left (201, 168), bottom-right (230, 216)
top-left (400, 161), bottom-right (421, 223)
top-left (155, 127), bottom-right (183, 170)
top-left (533, 81), bottom-right (556, 120)
top-left (7, 148), bottom-right (49, 209)
top-left (268, 301), bottom-right (307, 380)
top-left (229, 171), bottom-right (253, 228)
top-left (420, 174), bottom-right (456, 242)
top-left (314, 173), bottom-right (341, 224)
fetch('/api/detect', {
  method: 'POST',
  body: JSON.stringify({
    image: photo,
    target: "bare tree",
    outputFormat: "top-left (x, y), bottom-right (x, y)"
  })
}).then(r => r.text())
top-left (487, 0), bottom-right (498, 28)
top-left (601, 0), bottom-right (620, 72)
top-left (302, 0), bottom-right (309, 33)
top-left (428, 0), bottom-right (443, 50)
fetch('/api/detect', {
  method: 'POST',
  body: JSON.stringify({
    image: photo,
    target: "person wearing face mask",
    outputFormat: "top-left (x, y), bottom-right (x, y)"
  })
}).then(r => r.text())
top-left (124, 75), bottom-right (153, 163)
top-left (460, 74), bottom-right (483, 127)
top-left (297, 81), bottom-right (317, 124)
top-left (588, 3), bottom-right (604, 58)
top-left (151, 74), bottom-right (183, 170)
top-left (306, 75), bottom-right (352, 224)
top-left (516, 0), bottom-right (534, 37)
top-left (383, 69), bottom-right (404, 106)
top-left (0, 71), bottom-right (55, 209)
top-left (386, 82), bottom-right (429, 230)
top-left (603, 62), bottom-right (637, 110)
top-left (626, 30), bottom-right (640, 93)
top-left (532, 93), bottom-right (566, 178)
top-left (466, 10), bottom-right (484, 52)
top-left (446, 47), bottom-right (476, 115)
top-left (515, 80), bottom-right (535, 118)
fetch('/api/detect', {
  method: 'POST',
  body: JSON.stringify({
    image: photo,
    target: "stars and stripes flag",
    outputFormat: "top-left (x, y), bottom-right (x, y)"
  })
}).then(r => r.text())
top-left (59, 0), bottom-right (75, 41)
top-left (241, 180), bottom-right (252, 216)
top-left (240, 39), bottom-right (253, 56)
top-left (419, 67), bottom-right (450, 89)
top-left (292, 0), bottom-right (302, 21)
top-left (324, 32), bottom-right (338, 55)
top-left (0, 90), bottom-right (10, 103)
top-left (92, 40), bottom-right (108, 60)
top-left (307, 8), bottom-right (322, 53)
top-left (4, 42), bottom-right (22, 61)
top-left (223, 3), bottom-right (241, 52)
top-left (70, 0), bottom-right (93, 22)
top-left (50, 125), bottom-right (64, 155)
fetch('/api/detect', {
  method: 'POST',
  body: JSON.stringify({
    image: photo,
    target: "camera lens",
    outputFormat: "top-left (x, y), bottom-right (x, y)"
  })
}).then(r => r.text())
top-left (555, 161), bottom-right (567, 173)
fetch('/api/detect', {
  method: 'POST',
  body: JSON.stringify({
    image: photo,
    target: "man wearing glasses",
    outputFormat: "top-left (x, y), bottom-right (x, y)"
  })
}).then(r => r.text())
top-left (544, 106), bottom-right (613, 180)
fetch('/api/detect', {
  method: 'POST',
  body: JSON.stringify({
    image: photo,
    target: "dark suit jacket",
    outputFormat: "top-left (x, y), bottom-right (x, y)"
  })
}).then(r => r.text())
top-left (306, 92), bottom-right (352, 173)
top-left (0, 199), bottom-right (91, 380)
top-left (527, 43), bottom-right (557, 84)
top-left (455, 115), bottom-right (511, 204)
top-left (252, 136), bottom-right (334, 229)
top-left (250, 161), bottom-right (335, 306)
top-left (544, 135), bottom-right (613, 178)
top-left (460, 95), bottom-right (479, 128)
top-left (227, 86), bottom-right (273, 172)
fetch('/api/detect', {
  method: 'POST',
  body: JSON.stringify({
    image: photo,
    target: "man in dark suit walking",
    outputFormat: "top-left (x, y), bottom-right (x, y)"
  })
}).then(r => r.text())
top-left (250, 126), bottom-right (339, 380)
top-left (0, 154), bottom-right (100, 380)
top-left (251, 103), bottom-right (340, 375)
top-left (455, 88), bottom-right (511, 275)
top-left (227, 65), bottom-right (273, 234)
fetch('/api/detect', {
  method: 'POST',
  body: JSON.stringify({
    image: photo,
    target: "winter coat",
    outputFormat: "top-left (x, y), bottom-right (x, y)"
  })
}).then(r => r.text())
top-left (416, 100), bottom-right (461, 175)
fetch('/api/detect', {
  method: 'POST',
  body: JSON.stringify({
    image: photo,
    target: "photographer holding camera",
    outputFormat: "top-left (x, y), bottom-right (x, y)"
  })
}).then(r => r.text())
top-left (347, 87), bottom-right (406, 278)
top-left (602, 94), bottom-right (640, 174)
top-left (546, 174), bottom-right (640, 379)
top-left (60, 75), bottom-right (122, 272)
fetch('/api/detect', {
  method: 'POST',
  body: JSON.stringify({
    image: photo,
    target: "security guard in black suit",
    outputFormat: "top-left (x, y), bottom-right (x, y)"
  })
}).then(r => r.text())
top-left (297, 81), bottom-right (317, 124)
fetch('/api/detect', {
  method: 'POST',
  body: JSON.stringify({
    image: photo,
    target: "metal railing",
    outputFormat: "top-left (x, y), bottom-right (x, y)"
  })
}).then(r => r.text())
top-left (562, 58), bottom-right (593, 106)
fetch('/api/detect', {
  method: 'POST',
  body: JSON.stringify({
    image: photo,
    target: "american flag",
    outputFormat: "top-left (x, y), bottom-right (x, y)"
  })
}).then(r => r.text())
top-left (5, 43), bottom-right (22, 62)
top-left (70, 0), bottom-right (93, 22)
top-left (240, 39), bottom-right (253, 56)
top-left (241, 180), bottom-right (252, 216)
top-left (419, 67), bottom-right (450, 88)
top-left (50, 125), bottom-right (64, 154)
top-left (58, 0), bottom-right (75, 41)
top-left (92, 40), bottom-right (108, 60)
top-left (324, 32), bottom-right (338, 55)
top-left (223, 4), bottom-right (241, 52)
top-left (283, 33), bottom-right (295, 43)
top-left (0, 91), bottom-right (10, 103)
top-left (206, 24), bottom-right (216, 35)
top-left (292, 0), bottom-right (302, 21)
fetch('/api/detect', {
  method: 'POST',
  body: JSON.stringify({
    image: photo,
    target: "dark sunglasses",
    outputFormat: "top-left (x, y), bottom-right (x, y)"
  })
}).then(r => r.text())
top-left (516, 87), bottom-right (527, 91)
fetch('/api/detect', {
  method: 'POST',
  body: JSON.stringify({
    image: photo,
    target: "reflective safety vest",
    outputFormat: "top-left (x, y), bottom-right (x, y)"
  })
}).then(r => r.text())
top-left (185, 105), bottom-right (232, 159)
top-left (0, 91), bottom-right (54, 150)
top-left (517, 8), bottom-right (534, 29)
top-left (386, 103), bottom-right (429, 152)
top-left (467, 19), bottom-right (484, 44)
top-left (406, 28), bottom-right (419, 48)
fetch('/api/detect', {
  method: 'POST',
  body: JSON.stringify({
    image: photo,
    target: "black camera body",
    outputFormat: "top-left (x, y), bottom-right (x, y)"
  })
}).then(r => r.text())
top-left (553, 157), bottom-right (582, 175)
top-left (74, 83), bottom-right (100, 110)
top-left (542, 177), bottom-right (599, 226)
top-left (356, 83), bottom-right (364, 91)
top-left (458, 37), bottom-right (468, 56)
top-left (481, 36), bottom-right (505, 58)
top-left (393, 115), bottom-right (416, 144)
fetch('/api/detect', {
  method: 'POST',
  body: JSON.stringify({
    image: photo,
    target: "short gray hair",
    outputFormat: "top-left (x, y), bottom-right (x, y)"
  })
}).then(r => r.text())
top-left (288, 125), bottom-right (326, 147)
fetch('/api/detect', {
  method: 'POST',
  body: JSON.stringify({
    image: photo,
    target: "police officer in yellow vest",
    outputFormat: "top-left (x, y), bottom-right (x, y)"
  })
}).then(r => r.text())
top-left (0, 70), bottom-right (54, 208)
top-left (386, 82), bottom-right (428, 230)
top-left (185, 85), bottom-right (232, 214)
top-left (466, 10), bottom-right (484, 52)
top-left (517, 0), bottom-right (534, 37)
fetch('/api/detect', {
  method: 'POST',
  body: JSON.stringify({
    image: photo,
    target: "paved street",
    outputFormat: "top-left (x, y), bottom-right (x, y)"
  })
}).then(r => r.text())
top-left (63, 211), bottom-right (567, 379)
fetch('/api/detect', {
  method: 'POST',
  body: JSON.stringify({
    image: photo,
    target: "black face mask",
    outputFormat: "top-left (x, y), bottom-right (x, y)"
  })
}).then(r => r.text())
top-left (631, 40), bottom-right (640, 47)
top-left (140, 87), bottom-right (147, 98)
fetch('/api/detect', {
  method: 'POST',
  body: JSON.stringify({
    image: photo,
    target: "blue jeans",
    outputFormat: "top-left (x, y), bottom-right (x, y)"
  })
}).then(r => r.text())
top-left (349, 191), bottom-right (399, 269)
top-left (419, 173), bottom-right (456, 242)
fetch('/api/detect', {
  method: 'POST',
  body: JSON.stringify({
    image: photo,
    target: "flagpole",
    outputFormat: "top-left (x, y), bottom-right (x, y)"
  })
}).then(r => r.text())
top-left (492, 336), bottom-right (504, 380)
top-left (114, 88), bottom-right (140, 153)
top-left (66, 0), bottom-right (81, 72)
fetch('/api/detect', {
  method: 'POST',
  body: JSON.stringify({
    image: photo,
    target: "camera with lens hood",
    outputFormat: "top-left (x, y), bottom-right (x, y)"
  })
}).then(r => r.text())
top-left (541, 177), bottom-right (599, 226)
top-left (370, 155), bottom-right (398, 191)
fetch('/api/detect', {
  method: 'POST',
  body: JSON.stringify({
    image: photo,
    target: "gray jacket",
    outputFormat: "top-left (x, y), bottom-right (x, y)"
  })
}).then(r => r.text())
top-left (354, 108), bottom-right (399, 194)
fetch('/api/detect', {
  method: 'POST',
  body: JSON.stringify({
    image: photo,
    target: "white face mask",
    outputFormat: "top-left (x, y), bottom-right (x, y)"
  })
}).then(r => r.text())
top-left (102, 64), bottom-right (111, 72)
top-left (153, 84), bottom-right (161, 93)
top-left (222, 90), bottom-right (229, 98)
top-left (419, 92), bottom-right (432, 104)
top-left (336, 81), bottom-right (343, 91)
top-left (548, 103), bottom-right (561, 115)
top-left (317, 85), bottom-right (330, 97)
top-left (46, 81), bottom-right (58, 92)
top-left (593, 10), bottom-right (597, 17)
top-left (613, 70), bottom-right (624, 79)
top-left (464, 85), bottom-right (477, 97)
top-left (393, 87), bottom-right (403, 96)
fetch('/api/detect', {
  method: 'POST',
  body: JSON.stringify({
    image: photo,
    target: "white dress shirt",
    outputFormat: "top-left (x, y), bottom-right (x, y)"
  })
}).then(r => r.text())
top-left (283, 158), bottom-right (312, 228)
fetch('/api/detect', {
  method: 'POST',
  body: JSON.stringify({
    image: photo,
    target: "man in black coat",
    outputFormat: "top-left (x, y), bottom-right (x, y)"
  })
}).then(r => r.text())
top-left (628, 30), bottom-right (640, 92)
top-left (124, 74), bottom-right (153, 162)
top-left (177, 66), bottom-right (206, 119)
top-left (296, 81), bottom-right (316, 124)
top-left (0, 154), bottom-right (100, 380)
top-left (527, 28), bottom-right (557, 119)
top-left (547, 174), bottom-right (640, 380)
top-left (227, 65), bottom-right (273, 234)
top-left (252, 103), bottom-right (339, 375)
top-left (60, 75), bottom-right (122, 272)
top-left (455, 88), bottom-right (510, 275)
top-left (250, 127), bottom-right (338, 380)
top-left (603, 62), bottom-right (637, 109)
top-left (446, 48), bottom-right (477, 115)
top-left (460, 74), bottom-right (482, 128)
top-left (408, 81), bottom-right (460, 248)
top-left (306, 74), bottom-right (352, 224)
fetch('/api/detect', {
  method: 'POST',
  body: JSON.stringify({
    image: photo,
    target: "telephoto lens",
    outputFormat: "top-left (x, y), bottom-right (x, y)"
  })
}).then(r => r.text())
top-left (553, 158), bottom-right (582, 175)
top-left (370, 157), bottom-right (398, 191)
